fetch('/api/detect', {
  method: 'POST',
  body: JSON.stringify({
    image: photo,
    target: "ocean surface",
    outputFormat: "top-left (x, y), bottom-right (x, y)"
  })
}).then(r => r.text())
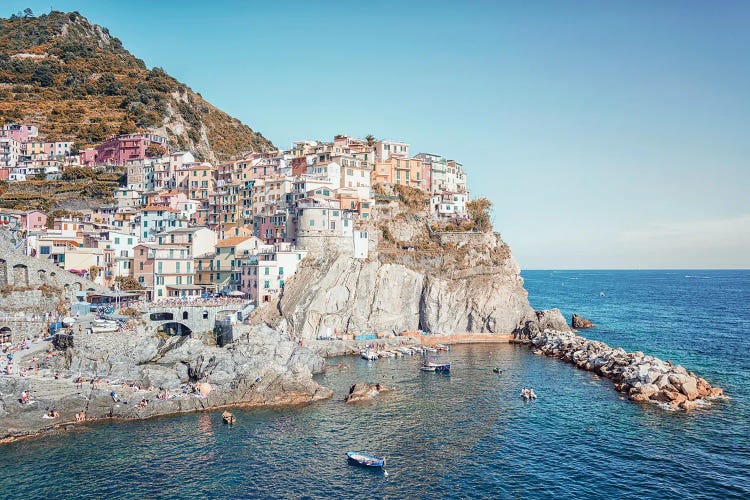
top-left (0, 270), bottom-right (748, 499)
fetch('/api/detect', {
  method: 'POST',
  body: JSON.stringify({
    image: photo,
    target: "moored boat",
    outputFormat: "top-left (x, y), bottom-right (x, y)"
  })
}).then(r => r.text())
top-left (347, 451), bottom-right (386, 468)
top-left (222, 411), bottom-right (236, 424)
top-left (360, 348), bottom-right (378, 361)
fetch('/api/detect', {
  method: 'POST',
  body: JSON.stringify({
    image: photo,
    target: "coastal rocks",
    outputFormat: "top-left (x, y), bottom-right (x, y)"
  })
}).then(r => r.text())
top-left (571, 314), bottom-right (594, 329)
top-left (344, 382), bottom-right (392, 403)
top-left (527, 329), bottom-right (724, 411)
top-left (0, 324), bottom-right (333, 442)
top-left (274, 252), bottom-right (540, 338)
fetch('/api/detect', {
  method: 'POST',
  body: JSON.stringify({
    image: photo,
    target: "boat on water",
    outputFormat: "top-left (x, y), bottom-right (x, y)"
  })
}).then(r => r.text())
top-left (222, 411), bottom-right (236, 424)
top-left (347, 451), bottom-right (386, 468)
top-left (360, 348), bottom-right (378, 361)
top-left (421, 356), bottom-right (451, 372)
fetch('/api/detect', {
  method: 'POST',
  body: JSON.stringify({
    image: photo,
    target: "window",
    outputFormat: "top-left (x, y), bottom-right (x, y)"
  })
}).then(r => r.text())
top-left (264, 280), bottom-right (270, 289)
top-left (279, 267), bottom-right (284, 275)
top-left (158, 262), bottom-right (163, 273)
top-left (158, 289), bottom-right (163, 296)
top-left (128, 238), bottom-right (133, 245)
top-left (264, 267), bottom-right (270, 275)
top-left (40, 246), bottom-right (50, 255)
top-left (139, 262), bottom-right (144, 271)
top-left (114, 237), bottom-right (120, 244)
top-left (309, 220), bottom-right (315, 227)
top-left (176, 262), bottom-right (180, 273)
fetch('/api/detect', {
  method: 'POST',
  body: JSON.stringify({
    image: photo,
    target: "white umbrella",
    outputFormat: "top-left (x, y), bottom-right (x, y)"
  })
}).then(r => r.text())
top-left (227, 290), bottom-right (245, 296)
top-left (62, 317), bottom-right (76, 326)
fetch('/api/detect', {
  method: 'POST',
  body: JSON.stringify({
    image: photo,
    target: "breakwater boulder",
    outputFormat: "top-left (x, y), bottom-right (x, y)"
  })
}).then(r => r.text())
top-left (344, 382), bottom-right (392, 403)
top-left (528, 329), bottom-right (724, 410)
top-left (571, 314), bottom-right (594, 329)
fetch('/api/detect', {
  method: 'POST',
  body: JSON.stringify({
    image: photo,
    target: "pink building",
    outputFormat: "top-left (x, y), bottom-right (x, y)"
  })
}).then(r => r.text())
top-left (79, 148), bottom-right (98, 167)
top-left (81, 133), bottom-right (167, 166)
top-left (420, 160), bottom-right (432, 192)
top-left (0, 209), bottom-right (47, 231)
top-left (1, 124), bottom-right (38, 142)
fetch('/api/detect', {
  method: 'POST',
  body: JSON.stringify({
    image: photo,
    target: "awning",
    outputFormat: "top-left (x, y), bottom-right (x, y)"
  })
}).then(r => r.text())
top-left (165, 284), bottom-right (203, 290)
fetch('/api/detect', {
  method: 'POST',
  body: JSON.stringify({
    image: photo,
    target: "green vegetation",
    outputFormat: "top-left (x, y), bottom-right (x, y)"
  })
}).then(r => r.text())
top-left (0, 11), bottom-right (273, 159)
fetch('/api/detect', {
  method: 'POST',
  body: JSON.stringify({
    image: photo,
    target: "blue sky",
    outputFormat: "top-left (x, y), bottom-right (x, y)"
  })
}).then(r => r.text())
top-left (5, 1), bottom-right (750, 268)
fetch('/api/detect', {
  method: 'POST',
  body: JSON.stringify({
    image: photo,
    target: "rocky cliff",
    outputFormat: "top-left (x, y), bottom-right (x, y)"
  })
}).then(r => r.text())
top-left (263, 192), bottom-right (567, 339)
top-left (0, 324), bottom-right (331, 441)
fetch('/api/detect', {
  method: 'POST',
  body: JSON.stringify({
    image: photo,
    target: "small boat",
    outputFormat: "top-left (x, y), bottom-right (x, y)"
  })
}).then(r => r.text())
top-left (347, 451), bottom-right (386, 468)
top-left (436, 344), bottom-right (450, 351)
top-left (492, 367), bottom-right (501, 374)
top-left (421, 358), bottom-right (451, 372)
top-left (222, 411), bottom-right (236, 424)
top-left (360, 349), bottom-right (378, 361)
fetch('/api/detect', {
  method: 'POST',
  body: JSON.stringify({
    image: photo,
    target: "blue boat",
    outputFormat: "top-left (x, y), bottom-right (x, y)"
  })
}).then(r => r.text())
top-left (421, 355), bottom-right (451, 372)
top-left (347, 451), bottom-right (386, 468)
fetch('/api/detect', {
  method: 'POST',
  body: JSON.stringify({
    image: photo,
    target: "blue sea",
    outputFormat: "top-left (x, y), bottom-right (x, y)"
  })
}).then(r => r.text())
top-left (0, 270), bottom-right (748, 499)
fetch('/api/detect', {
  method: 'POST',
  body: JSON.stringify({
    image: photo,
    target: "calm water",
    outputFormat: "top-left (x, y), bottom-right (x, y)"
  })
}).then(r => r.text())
top-left (0, 270), bottom-right (748, 499)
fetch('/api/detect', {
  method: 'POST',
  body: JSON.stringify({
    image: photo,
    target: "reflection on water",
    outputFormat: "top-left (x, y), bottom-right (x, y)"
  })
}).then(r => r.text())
top-left (0, 271), bottom-right (748, 499)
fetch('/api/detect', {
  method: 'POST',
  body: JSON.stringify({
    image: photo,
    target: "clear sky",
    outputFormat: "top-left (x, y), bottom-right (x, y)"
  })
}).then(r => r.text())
top-left (5, 1), bottom-right (750, 269)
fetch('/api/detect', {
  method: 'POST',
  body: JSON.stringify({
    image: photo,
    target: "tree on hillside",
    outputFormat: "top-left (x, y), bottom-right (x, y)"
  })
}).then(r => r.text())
top-left (118, 119), bottom-right (137, 136)
top-left (145, 143), bottom-right (166, 158)
top-left (365, 134), bottom-right (376, 147)
top-left (23, 8), bottom-right (34, 17)
top-left (466, 198), bottom-right (493, 233)
top-left (114, 276), bottom-right (144, 291)
top-left (32, 64), bottom-right (54, 87)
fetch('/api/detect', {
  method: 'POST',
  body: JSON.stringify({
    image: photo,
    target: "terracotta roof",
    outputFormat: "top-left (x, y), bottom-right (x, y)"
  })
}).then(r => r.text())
top-left (142, 205), bottom-right (176, 212)
top-left (216, 236), bottom-right (251, 248)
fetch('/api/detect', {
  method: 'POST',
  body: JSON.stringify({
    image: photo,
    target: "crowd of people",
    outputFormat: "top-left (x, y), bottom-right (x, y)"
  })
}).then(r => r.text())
top-left (130, 296), bottom-right (249, 309)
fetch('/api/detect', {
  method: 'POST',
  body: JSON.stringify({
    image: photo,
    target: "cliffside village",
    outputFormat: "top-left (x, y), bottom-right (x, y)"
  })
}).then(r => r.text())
top-left (0, 123), bottom-right (470, 305)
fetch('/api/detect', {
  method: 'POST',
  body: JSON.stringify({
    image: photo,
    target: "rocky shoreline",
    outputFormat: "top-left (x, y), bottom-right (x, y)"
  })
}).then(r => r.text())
top-left (0, 324), bottom-right (332, 443)
top-left (518, 328), bottom-right (725, 410)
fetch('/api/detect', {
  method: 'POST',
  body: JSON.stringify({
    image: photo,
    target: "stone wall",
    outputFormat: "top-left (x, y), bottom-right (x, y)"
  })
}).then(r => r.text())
top-left (140, 303), bottom-right (247, 335)
top-left (0, 230), bottom-right (107, 300)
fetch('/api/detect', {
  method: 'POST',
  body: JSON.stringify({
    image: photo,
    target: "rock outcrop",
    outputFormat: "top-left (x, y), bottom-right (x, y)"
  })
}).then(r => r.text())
top-left (264, 203), bottom-right (564, 340)
top-left (344, 382), bottom-right (392, 403)
top-left (527, 329), bottom-right (724, 410)
top-left (0, 324), bottom-right (331, 442)
top-left (571, 314), bottom-right (595, 329)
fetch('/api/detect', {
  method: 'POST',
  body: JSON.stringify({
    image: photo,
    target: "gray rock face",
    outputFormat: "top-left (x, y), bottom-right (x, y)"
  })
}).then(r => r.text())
top-left (272, 232), bottom-right (560, 339)
top-left (0, 324), bottom-right (332, 442)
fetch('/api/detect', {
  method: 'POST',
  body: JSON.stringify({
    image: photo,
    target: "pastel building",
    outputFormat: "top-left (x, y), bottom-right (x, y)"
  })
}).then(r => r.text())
top-left (241, 243), bottom-right (308, 304)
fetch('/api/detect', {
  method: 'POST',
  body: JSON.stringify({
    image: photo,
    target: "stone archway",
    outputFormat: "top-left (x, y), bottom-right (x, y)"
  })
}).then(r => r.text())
top-left (159, 322), bottom-right (192, 336)
top-left (38, 269), bottom-right (46, 282)
top-left (12, 264), bottom-right (28, 286)
top-left (0, 326), bottom-right (11, 344)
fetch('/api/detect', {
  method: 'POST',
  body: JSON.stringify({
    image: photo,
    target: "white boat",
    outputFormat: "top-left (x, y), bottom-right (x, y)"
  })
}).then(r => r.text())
top-left (360, 349), bottom-right (378, 361)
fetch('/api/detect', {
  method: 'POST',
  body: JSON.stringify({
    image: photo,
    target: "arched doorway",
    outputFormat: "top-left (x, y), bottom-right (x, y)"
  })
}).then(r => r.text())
top-left (0, 326), bottom-right (11, 344)
top-left (12, 264), bottom-right (28, 286)
top-left (159, 322), bottom-right (192, 336)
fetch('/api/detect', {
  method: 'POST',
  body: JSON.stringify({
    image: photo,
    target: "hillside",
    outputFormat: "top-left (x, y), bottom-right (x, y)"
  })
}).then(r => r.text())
top-left (0, 10), bottom-right (273, 161)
